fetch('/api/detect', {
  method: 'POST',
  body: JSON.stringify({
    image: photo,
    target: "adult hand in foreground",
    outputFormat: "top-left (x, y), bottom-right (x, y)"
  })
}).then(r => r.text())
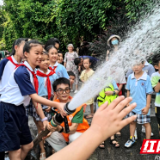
top-left (46, 96), bottom-right (137, 160)
top-left (91, 96), bottom-right (137, 142)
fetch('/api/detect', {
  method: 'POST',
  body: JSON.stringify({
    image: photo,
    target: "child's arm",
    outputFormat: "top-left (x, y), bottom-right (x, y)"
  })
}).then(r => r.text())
top-left (30, 94), bottom-right (67, 116)
top-left (126, 90), bottom-right (130, 97)
top-left (117, 84), bottom-right (123, 94)
top-left (126, 90), bottom-right (130, 106)
top-left (151, 75), bottom-right (160, 93)
top-left (153, 82), bottom-right (160, 93)
top-left (142, 94), bottom-right (151, 115)
top-left (79, 71), bottom-right (85, 83)
top-left (32, 101), bottom-right (49, 130)
top-left (105, 90), bottom-right (118, 96)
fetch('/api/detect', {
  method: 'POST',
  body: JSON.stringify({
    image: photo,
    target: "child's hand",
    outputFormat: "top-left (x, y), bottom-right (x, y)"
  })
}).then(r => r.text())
top-left (142, 106), bottom-right (149, 115)
top-left (42, 132), bottom-right (52, 140)
top-left (45, 106), bottom-right (51, 112)
top-left (43, 120), bottom-right (49, 131)
top-left (58, 103), bottom-right (67, 117)
top-left (105, 91), bottom-right (113, 96)
top-left (47, 123), bottom-right (58, 132)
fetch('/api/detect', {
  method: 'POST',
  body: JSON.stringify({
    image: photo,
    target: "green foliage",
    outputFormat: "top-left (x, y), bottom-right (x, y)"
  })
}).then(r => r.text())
top-left (125, 0), bottom-right (155, 22)
top-left (0, 0), bottom-right (157, 53)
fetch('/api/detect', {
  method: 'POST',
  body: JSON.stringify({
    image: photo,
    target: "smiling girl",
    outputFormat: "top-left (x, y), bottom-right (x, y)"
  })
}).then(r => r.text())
top-left (0, 40), bottom-right (66, 160)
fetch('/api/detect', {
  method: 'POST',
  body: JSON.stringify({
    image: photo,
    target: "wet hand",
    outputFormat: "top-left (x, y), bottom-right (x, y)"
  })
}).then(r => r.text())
top-left (91, 96), bottom-right (137, 142)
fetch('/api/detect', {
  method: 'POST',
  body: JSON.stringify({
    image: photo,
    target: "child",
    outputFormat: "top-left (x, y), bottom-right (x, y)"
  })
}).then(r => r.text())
top-left (67, 71), bottom-right (75, 92)
top-left (46, 45), bottom-right (69, 79)
top-left (0, 40), bottom-right (66, 160)
top-left (58, 51), bottom-right (63, 58)
top-left (58, 56), bottom-right (64, 65)
top-left (151, 54), bottom-right (160, 137)
top-left (0, 38), bottom-right (27, 96)
top-left (124, 61), bottom-right (153, 148)
top-left (27, 51), bottom-right (58, 160)
top-left (46, 78), bottom-right (89, 152)
top-left (74, 57), bottom-right (84, 74)
top-left (44, 38), bottom-right (60, 50)
top-left (97, 79), bottom-right (120, 148)
top-left (80, 58), bottom-right (94, 119)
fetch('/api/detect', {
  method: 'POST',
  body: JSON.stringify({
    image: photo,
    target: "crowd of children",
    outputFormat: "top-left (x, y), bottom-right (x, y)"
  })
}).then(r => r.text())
top-left (0, 35), bottom-right (160, 160)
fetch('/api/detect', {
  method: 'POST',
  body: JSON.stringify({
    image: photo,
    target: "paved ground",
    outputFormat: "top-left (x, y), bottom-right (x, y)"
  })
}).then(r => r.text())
top-left (4, 86), bottom-right (160, 160)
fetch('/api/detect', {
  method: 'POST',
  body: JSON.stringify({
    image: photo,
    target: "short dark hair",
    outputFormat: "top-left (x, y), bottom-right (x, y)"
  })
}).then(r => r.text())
top-left (23, 40), bottom-right (43, 54)
top-left (74, 58), bottom-right (81, 65)
top-left (67, 71), bottom-right (75, 77)
top-left (83, 57), bottom-right (91, 63)
top-left (53, 78), bottom-right (70, 91)
top-left (58, 51), bottom-right (63, 54)
top-left (152, 53), bottom-right (160, 66)
top-left (45, 38), bottom-right (60, 50)
top-left (11, 38), bottom-right (28, 55)
top-left (45, 45), bottom-right (57, 53)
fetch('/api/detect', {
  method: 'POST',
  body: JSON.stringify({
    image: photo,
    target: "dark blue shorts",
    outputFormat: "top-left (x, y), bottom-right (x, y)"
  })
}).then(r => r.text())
top-left (0, 102), bottom-right (32, 152)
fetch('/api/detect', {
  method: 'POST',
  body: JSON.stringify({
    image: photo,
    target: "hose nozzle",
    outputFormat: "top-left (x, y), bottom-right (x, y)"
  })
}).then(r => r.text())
top-left (64, 102), bottom-right (76, 115)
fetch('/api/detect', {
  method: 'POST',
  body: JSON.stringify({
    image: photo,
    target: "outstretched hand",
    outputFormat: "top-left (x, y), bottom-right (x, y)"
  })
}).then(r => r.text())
top-left (91, 96), bottom-right (137, 142)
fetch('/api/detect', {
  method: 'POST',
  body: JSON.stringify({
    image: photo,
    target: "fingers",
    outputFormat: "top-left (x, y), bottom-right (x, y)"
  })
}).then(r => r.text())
top-left (120, 115), bottom-right (137, 128)
top-left (118, 102), bottom-right (136, 119)
top-left (107, 96), bottom-right (125, 110)
top-left (115, 97), bottom-right (133, 113)
top-left (97, 101), bottom-right (108, 112)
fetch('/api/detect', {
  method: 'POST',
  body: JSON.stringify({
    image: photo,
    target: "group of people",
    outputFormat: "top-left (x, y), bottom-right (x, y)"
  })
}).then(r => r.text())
top-left (0, 35), bottom-right (160, 160)
top-left (0, 37), bottom-right (99, 160)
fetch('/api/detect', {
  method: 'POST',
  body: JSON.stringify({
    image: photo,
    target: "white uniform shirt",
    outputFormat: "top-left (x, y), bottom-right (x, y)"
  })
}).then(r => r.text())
top-left (0, 61), bottom-right (36, 106)
top-left (0, 56), bottom-right (20, 95)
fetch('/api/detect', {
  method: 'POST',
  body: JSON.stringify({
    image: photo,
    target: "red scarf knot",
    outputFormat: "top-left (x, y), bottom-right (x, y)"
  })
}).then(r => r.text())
top-left (36, 70), bottom-right (55, 99)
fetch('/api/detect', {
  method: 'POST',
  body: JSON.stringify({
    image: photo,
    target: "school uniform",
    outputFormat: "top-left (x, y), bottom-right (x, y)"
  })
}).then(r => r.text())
top-left (27, 69), bottom-right (58, 121)
top-left (125, 72), bottom-right (153, 124)
top-left (0, 61), bottom-right (36, 152)
top-left (49, 62), bottom-right (69, 79)
top-left (0, 55), bottom-right (21, 96)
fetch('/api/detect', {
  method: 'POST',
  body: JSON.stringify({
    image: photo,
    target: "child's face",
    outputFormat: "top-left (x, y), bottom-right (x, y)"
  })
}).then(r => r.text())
top-left (15, 41), bottom-right (25, 59)
top-left (69, 75), bottom-right (75, 85)
top-left (132, 62), bottom-right (144, 74)
top-left (57, 56), bottom-right (63, 64)
top-left (83, 59), bottom-right (90, 69)
top-left (48, 48), bottom-right (58, 63)
top-left (39, 54), bottom-right (50, 70)
top-left (79, 58), bottom-right (83, 66)
top-left (55, 43), bottom-right (60, 50)
top-left (24, 44), bottom-right (43, 68)
top-left (58, 53), bottom-right (63, 58)
top-left (55, 84), bottom-right (70, 102)
top-left (154, 61), bottom-right (160, 71)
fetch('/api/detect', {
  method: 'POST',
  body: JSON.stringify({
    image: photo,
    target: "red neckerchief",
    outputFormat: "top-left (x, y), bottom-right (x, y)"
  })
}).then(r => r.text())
top-left (16, 64), bottom-right (38, 93)
top-left (49, 66), bottom-right (57, 73)
top-left (36, 70), bottom-right (55, 99)
top-left (7, 56), bottom-right (19, 68)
